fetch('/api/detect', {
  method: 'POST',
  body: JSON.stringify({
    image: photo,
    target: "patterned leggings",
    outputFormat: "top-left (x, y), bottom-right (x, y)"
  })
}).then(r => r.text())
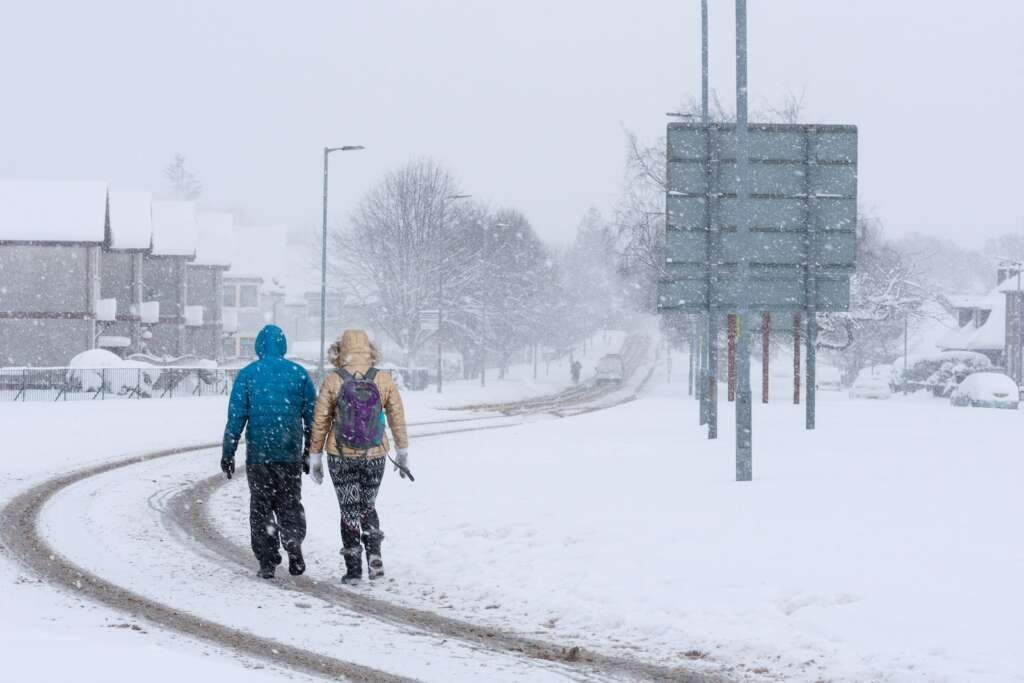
top-left (328, 455), bottom-right (386, 557)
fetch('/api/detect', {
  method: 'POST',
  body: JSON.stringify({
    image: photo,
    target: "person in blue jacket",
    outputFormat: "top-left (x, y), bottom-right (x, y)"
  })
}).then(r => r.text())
top-left (222, 325), bottom-right (317, 579)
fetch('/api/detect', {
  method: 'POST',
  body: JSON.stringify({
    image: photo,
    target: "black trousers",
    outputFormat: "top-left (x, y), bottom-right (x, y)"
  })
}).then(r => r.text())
top-left (328, 455), bottom-right (385, 558)
top-left (246, 463), bottom-right (306, 565)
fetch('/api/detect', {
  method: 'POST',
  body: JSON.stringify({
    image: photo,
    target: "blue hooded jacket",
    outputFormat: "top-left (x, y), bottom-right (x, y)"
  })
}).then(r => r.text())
top-left (223, 325), bottom-right (317, 465)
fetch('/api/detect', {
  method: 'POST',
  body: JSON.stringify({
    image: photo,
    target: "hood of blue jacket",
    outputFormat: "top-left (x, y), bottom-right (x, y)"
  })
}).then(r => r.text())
top-left (255, 325), bottom-right (287, 359)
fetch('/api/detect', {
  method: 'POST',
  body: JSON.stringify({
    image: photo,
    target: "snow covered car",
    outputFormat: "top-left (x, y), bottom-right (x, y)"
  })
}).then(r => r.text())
top-left (594, 354), bottom-right (624, 384)
top-left (849, 372), bottom-right (893, 399)
top-left (949, 371), bottom-right (1020, 409)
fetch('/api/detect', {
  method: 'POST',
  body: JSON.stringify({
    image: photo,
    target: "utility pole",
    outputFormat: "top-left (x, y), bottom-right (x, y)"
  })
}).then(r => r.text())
top-left (319, 145), bottom-right (364, 381)
top-left (700, 0), bottom-right (719, 440)
top-left (734, 0), bottom-right (753, 481)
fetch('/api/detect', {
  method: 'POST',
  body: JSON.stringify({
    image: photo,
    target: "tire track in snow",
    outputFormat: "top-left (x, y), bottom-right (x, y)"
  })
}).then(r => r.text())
top-left (0, 445), bottom-right (412, 683)
top-left (2, 336), bottom-right (722, 682)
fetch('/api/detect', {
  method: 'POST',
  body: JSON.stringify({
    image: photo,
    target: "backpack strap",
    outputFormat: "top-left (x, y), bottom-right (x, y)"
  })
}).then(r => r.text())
top-left (363, 367), bottom-right (379, 382)
top-left (337, 368), bottom-right (356, 383)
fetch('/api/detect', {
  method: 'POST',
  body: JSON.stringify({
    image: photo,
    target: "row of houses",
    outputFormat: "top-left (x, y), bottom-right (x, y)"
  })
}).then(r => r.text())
top-left (0, 179), bottom-right (369, 368)
top-left (938, 264), bottom-right (1024, 384)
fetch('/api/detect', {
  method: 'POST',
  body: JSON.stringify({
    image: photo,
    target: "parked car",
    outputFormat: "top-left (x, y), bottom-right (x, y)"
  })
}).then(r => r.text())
top-left (849, 369), bottom-right (893, 400)
top-left (950, 371), bottom-right (1020, 410)
top-left (594, 354), bottom-right (624, 384)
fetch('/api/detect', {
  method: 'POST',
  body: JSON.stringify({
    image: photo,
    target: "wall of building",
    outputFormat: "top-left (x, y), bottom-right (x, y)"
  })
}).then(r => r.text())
top-left (186, 267), bottom-right (223, 360)
top-left (0, 244), bottom-right (98, 366)
top-left (142, 256), bottom-right (186, 358)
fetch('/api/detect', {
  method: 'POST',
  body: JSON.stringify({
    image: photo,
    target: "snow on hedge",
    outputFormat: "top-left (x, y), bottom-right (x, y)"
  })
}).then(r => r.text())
top-left (67, 349), bottom-right (161, 395)
top-left (0, 179), bottom-right (108, 243)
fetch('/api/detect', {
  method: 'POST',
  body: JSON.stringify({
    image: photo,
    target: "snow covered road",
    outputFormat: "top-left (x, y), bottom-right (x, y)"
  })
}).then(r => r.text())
top-left (3, 361), bottom-right (1023, 682)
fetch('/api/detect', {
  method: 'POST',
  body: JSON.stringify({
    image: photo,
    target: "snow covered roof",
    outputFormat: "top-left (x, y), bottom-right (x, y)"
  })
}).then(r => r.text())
top-left (947, 294), bottom-right (996, 311)
top-left (996, 276), bottom-right (1024, 293)
top-left (107, 190), bottom-right (152, 250)
top-left (939, 297), bottom-right (1006, 352)
top-left (192, 212), bottom-right (235, 267)
top-left (224, 224), bottom-right (288, 290)
top-left (0, 179), bottom-right (108, 243)
top-left (150, 201), bottom-right (198, 257)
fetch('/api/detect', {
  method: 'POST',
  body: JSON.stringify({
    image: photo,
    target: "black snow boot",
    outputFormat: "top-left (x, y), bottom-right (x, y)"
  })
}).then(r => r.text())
top-left (258, 561), bottom-right (276, 579)
top-left (341, 550), bottom-right (362, 585)
top-left (367, 552), bottom-right (384, 580)
top-left (288, 547), bottom-right (305, 576)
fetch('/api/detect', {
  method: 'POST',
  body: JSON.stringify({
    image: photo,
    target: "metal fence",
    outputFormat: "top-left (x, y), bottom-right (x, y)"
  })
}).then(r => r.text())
top-left (0, 367), bottom-right (242, 402)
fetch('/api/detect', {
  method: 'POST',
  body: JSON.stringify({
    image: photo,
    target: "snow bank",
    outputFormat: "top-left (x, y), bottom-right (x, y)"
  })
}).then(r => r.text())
top-left (0, 179), bottom-right (107, 243)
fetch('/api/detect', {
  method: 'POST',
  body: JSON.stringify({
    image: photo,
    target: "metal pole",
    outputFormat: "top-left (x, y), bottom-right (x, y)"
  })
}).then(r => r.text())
top-left (319, 147), bottom-right (329, 382)
top-left (437, 197), bottom-right (446, 394)
top-left (806, 312), bottom-right (817, 430)
top-left (480, 303), bottom-right (486, 387)
top-left (794, 312), bottom-right (801, 404)
top-left (696, 331), bottom-right (704, 421)
top-left (762, 312), bottom-right (770, 403)
top-left (727, 313), bottom-right (737, 401)
top-left (686, 328), bottom-right (694, 395)
top-left (701, 0), bottom-right (709, 124)
top-left (1011, 268), bottom-right (1019, 389)
top-left (734, 0), bottom-right (752, 481)
top-left (707, 319), bottom-right (718, 438)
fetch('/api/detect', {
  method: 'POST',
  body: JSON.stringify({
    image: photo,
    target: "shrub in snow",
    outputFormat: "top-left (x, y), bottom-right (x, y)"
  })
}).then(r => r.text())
top-left (67, 349), bottom-right (161, 397)
top-left (895, 351), bottom-right (992, 397)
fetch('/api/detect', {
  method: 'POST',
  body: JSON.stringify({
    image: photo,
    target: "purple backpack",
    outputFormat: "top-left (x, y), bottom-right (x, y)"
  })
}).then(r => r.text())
top-left (334, 368), bottom-right (386, 451)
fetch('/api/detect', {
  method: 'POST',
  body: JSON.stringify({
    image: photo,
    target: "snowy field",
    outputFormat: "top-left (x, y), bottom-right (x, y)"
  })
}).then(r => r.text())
top-left (2, 355), bottom-right (1022, 681)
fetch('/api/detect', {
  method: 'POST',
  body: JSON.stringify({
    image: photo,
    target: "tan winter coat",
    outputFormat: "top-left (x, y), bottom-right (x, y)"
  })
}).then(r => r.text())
top-left (310, 330), bottom-right (409, 459)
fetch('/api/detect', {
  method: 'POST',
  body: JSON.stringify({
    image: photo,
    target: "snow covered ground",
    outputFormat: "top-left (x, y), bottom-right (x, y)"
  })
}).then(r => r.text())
top-left (2, 351), bottom-right (1022, 681)
top-left (214, 370), bottom-right (1024, 682)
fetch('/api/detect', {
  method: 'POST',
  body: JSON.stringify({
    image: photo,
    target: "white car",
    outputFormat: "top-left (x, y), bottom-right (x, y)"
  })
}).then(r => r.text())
top-left (594, 354), bottom-right (624, 384)
top-left (849, 372), bottom-right (892, 399)
top-left (950, 371), bottom-right (1020, 410)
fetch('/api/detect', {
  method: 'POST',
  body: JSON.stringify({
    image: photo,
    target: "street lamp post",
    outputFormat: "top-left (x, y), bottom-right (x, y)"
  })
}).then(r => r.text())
top-left (320, 145), bottom-right (365, 381)
top-left (437, 193), bottom-right (471, 393)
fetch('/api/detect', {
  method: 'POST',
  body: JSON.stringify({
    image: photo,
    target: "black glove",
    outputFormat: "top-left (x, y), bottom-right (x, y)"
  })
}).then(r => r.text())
top-left (220, 456), bottom-right (235, 479)
top-left (302, 450), bottom-right (310, 475)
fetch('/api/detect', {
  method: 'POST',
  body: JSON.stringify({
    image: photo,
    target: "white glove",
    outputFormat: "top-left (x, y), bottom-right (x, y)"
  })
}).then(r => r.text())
top-left (309, 452), bottom-right (324, 485)
top-left (394, 448), bottom-right (410, 479)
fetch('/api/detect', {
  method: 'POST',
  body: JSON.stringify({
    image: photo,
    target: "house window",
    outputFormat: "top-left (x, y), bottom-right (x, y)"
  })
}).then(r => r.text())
top-left (239, 285), bottom-right (259, 309)
top-left (222, 285), bottom-right (237, 308)
top-left (222, 337), bottom-right (237, 358)
top-left (239, 336), bottom-right (257, 358)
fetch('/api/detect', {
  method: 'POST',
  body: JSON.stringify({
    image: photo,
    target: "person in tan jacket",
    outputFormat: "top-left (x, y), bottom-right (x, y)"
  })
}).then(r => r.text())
top-left (308, 329), bottom-right (409, 583)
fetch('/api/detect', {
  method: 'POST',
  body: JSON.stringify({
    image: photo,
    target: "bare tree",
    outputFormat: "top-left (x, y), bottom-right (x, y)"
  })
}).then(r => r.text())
top-left (163, 153), bottom-right (202, 200)
top-left (331, 158), bottom-right (462, 363)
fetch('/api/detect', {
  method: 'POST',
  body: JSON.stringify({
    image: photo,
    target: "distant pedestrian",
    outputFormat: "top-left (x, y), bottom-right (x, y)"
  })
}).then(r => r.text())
top-left (222, 325), bottom-right (317, 579)
top-left (571, 359), bottom-right (582, 384)
top-left (308, 329), bottom-right (410, 584)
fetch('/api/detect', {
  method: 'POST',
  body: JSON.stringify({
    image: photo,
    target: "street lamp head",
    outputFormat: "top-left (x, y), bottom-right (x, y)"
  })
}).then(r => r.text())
top-left (445, 193), bottom-right (472, 201)
top-left (326, 145), bottom-right (366, 153)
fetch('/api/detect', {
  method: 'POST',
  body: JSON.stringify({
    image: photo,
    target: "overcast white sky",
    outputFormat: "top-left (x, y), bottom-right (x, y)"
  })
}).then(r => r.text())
top-left (1, 1), bottom-right (1021, 246)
